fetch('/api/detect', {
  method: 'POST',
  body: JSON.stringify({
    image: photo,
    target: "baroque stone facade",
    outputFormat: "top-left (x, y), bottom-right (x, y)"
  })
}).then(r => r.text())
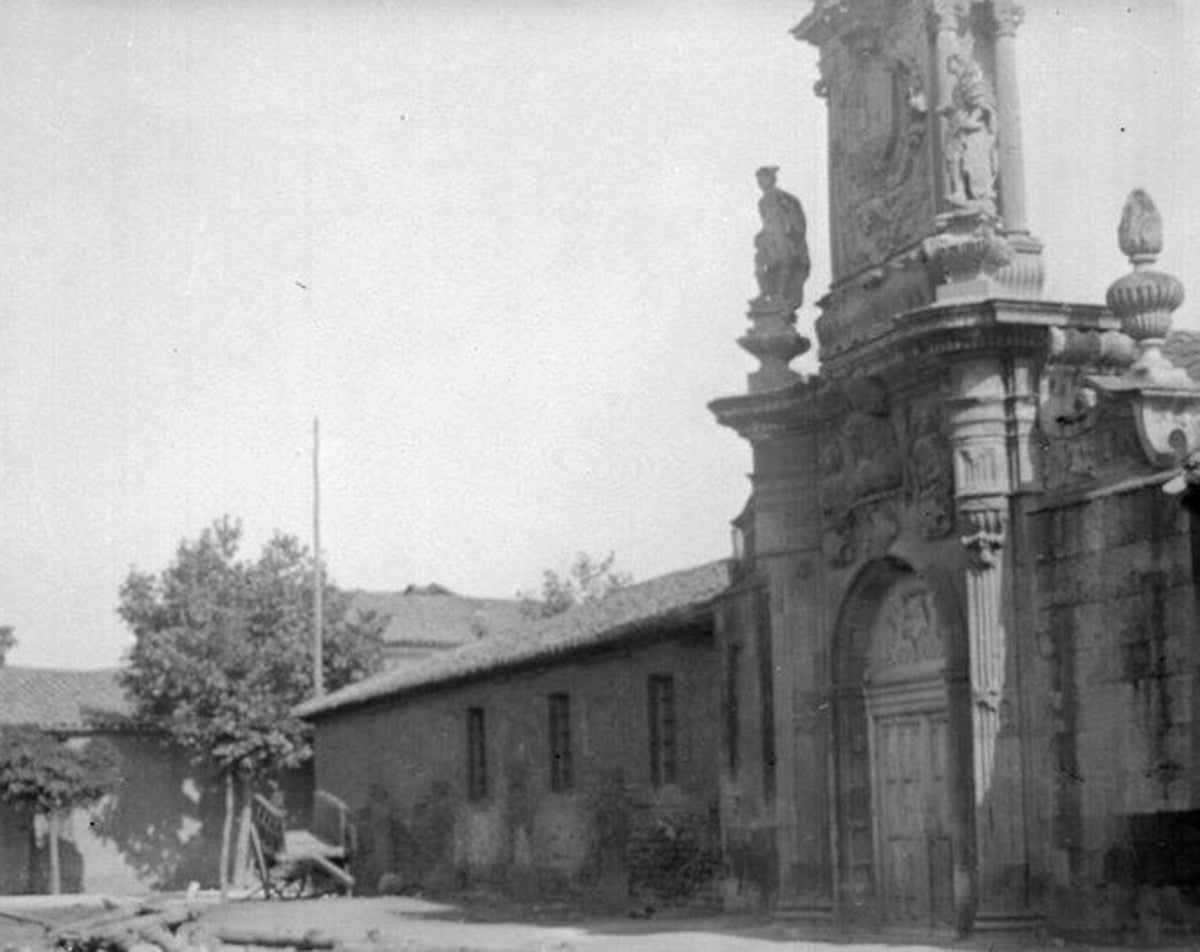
top-left (713, 0), bottom-right (1200, 934)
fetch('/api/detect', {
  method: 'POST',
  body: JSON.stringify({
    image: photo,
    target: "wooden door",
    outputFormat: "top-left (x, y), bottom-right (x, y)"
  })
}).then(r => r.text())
top-left (872, 710), bottom-right (953, 926)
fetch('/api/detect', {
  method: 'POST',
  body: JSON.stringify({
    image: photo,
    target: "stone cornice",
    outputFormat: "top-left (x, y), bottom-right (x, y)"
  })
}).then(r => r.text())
top-left (1024, 469), bottom-right (1177, 513)
top-left (709, 377), bottom-right (830, 439)
top-left (820, 299), bottom-right (1114, 380)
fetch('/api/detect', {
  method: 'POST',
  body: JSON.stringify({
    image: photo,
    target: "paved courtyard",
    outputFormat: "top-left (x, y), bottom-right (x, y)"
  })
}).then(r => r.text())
top-left (2, 895), bottom-right (1195, 952)
top-left (172, 896), bottom-right (1200, 952)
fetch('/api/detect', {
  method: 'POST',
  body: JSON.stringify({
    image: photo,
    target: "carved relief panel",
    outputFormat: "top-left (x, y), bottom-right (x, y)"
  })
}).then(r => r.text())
top-left (904, 401), bottom-right (955, 539)
top-left (821, 0), bottom-right (934, 280)
top-left (819, 383), bottom-right (960, 566)
top-left (819, 385), bottom-right (904, 566)
top-left (867, 576), bottom-right (947, 683)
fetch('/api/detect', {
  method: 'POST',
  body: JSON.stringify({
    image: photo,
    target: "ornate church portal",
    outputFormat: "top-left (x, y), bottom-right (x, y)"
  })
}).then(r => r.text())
top-left (833, 561), bottom-right (966, 928)
top-left (712, 0), bottom-right (1200, 934)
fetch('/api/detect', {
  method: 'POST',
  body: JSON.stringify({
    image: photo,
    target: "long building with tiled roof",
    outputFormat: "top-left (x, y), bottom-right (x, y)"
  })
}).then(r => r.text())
top-left (299, 558), bottom-right (732, 896)
top-left (297, 559), bottom-right (732, 719)
top-left (0, 666), bottom-right (133, 731)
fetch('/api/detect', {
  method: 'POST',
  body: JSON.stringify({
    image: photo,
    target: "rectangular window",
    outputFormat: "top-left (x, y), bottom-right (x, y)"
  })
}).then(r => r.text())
top-left (724, 642), bottom-right (741, 776)
top-left (466, 707), bottom-right (487, 801)
top-left (756, 591), bottom-right (776, 802)
top-left (549, 692), bottom-right (573, 792)
top-left (648, 674), bottom-right (677, 788)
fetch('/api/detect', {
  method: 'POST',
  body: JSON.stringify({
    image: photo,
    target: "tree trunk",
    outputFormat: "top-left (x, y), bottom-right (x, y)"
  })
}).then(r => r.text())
top-left (219, 771), bottom-right (234, 900)
top-left (233, 774), bottom-right (253, 888)
top-left (27, 809), bottom-right (38, 893)
top-left (48, 810), bottom-right (61, 895)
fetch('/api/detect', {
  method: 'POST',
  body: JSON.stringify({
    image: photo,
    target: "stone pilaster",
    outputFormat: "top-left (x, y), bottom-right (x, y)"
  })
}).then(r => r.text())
top-left (746, 424), bottom-right (833, 913)
top-left (948, 358), bottom-right (1031, 924)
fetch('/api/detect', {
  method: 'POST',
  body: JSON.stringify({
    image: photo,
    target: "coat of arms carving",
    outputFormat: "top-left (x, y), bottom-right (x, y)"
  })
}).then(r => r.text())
top-left (826, 13), bottom-right (932, 279)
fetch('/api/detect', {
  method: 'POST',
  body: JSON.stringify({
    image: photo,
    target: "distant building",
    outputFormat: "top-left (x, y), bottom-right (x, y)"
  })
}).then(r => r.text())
top-left (348, 584), bottom-right (526, 670)
top-left (296, 562), bottom-right (730, 902)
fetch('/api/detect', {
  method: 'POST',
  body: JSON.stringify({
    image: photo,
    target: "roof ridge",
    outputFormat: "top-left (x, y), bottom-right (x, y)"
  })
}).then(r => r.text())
top-left (296, 559), bottom-right (731, 720)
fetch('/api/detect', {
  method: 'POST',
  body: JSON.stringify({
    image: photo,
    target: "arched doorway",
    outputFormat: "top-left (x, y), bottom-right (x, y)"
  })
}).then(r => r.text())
top-left (832, 559), bottom-right (966, 928)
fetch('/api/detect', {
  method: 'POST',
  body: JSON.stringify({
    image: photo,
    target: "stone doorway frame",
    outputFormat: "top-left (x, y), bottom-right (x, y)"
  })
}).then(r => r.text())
top-left (829, 557), bottom-right (973, 929)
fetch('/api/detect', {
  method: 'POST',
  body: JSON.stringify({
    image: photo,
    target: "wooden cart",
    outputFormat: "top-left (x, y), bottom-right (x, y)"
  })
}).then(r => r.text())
top-left (249, 789), bottom-right (355, 897)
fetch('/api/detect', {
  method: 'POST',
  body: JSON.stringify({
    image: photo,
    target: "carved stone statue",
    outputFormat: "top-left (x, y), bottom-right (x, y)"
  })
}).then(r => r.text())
top-left (941, 54), bottom-right (998, 212)
top-left (752, 166), bottom-right (811, 311)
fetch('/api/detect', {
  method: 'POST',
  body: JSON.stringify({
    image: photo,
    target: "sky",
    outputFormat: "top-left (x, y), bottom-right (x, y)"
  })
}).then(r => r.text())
top-left (1, 0), bottom-right (1198, 669)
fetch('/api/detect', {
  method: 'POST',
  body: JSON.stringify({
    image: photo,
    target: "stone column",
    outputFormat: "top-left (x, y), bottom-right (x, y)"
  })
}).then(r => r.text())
top-left (990, 0), bottom-right (1045, 299)
top-left (948, 358), bottom-right (1030, 924)
top-left (991, 0), bottom-right (1028, 233)
top-left (929, 0), bottom-right (967, 210)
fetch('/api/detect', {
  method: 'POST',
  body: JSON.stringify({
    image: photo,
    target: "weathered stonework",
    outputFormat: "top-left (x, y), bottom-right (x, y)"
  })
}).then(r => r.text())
top-left (713, 0), bottom-right (1200, 935)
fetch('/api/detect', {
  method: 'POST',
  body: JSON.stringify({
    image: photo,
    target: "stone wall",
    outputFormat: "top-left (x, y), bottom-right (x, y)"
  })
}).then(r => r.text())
top-left (0, 733), bottom-right (312, 894)
top-left (1026, 485), bottom-right (1200, 932)
top-left (716, 584), bottom-right (780, 910)
top-left (311, 628), bottom-right (718, 904)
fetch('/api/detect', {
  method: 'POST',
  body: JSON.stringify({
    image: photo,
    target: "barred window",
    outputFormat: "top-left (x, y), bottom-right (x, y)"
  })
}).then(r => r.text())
top-left (648, 674), bottom-right (677, 788)
top-left (549, 692), bottom-right (573, 792)
top-left (757, 591), bottom-right (776, 802)
top-left (466, 707), bottom-right (488, 801)
top-left (724, 643), bottom-right (741, 776)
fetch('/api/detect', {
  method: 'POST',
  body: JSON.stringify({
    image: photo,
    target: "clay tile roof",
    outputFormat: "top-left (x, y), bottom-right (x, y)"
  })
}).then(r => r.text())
top-left (348, 589), bottom-right (527, 648)
top-left (0, 666), bottom-right (134, 732)
top-left (296, 560), bottom-right (732, 720)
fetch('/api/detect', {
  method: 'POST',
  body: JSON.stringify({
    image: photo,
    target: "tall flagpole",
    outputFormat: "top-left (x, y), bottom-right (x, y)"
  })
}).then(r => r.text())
top-left (312, 417), bottom-right (324, 697)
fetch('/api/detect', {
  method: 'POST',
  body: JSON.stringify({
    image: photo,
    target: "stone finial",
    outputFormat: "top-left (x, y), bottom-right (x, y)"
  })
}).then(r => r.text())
top-left (1117, 189), bottom-right (1163, 262)
top-left (1106, 190), bottom-right (1185, 375)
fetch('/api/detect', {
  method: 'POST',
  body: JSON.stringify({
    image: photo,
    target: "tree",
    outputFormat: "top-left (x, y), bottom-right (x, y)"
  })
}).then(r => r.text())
top-left (117, 517), bottom-right (385, 893)
top-left (520, 551), bottom-right (633, 619)
top-left (0, 626), bottom-right (15, 666)
top-left (0, 726), bottom-right (119, 894)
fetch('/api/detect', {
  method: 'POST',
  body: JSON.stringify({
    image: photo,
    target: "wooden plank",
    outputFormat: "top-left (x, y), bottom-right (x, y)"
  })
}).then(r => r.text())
top-left (214, 928), bottom-right (335, 949)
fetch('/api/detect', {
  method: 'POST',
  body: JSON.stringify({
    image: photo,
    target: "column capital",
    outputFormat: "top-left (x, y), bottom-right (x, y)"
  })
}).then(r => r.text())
top-left (928, 0), bottom-right (968, 33)
top-left (992, 0), bottom-right (1025, 38)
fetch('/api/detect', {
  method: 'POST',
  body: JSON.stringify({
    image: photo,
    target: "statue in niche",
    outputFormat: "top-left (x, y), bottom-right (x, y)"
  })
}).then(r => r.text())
top-left (752, 166), bottom-right (811, 312)
top-left (941, 54), bottom-right (998, 212)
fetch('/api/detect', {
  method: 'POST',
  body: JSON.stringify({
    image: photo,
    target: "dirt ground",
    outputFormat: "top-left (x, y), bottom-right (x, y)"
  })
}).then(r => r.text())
top-left (2, 895), bottom-right (1197, 952)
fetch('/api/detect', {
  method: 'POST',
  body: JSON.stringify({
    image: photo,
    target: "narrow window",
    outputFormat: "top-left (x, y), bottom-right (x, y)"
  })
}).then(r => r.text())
top-left (724, 642), bottom-right (741, 776)
top-left (466, 707), bottom-right (487, 801)
top-left (756, 591), bottom-right (776, 802)
top-left (549, 692), bottom-right (573, 792)
top-left (648, 674), bottom-right (677, 788)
